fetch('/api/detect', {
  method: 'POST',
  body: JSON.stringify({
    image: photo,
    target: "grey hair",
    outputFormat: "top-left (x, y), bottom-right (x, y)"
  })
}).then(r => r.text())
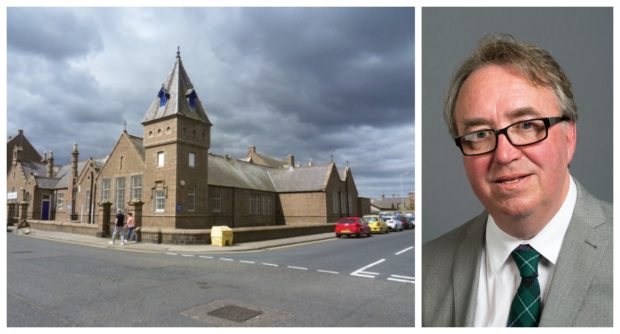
top-left (444, 33), bottom-right (578, 137)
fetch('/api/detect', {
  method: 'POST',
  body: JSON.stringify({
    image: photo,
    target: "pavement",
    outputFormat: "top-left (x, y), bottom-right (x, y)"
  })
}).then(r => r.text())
top-left (6, 225), bottom-right (336, 254)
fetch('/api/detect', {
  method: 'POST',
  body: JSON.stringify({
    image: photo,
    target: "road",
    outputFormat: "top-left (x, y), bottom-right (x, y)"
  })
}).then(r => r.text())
top-left (7, 229), bottom-right (414, 327)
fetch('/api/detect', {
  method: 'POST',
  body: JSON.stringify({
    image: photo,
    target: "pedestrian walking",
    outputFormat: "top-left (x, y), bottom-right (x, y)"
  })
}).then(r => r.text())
top-left (126, 212), bottom-right (136, 243)
top-left (109, 209), bottom-right (126, 245)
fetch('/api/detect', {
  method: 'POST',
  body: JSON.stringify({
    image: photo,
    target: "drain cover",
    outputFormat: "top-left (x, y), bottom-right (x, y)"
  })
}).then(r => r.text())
top-left (181, 299), bottom-right (293, 326)
top-left (208, 305), bottom-right (263, 323)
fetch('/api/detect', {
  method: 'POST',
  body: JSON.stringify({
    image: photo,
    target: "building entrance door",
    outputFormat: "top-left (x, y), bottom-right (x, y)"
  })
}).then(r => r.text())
top-left (42, 196), bottom-right (50, 220)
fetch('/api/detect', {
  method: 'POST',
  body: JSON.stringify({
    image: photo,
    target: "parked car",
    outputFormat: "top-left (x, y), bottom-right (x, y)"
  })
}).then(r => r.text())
top-left (335, 217), bottom-right (372, 238)
top-left (384, 216), bottom-right (403, 232)
top-left (406, 216), bottom-right (415, 229)
top-left (362, 215), bottom-right (389, 234)
top-left (397, 215), bottom-right (412, 230)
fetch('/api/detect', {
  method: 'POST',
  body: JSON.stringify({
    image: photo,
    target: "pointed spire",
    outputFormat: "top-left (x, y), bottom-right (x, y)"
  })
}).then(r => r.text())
top-left (142, 48), bottom-right (211, 126)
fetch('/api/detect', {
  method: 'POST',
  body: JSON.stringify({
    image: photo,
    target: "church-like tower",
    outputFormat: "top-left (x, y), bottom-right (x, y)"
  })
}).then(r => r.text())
top-left (141, 49), bottom-right (212, 229)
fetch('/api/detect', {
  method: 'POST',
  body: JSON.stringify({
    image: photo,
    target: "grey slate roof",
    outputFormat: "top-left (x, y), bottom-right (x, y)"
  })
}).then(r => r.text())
top-left (243, 151), bottom-right (287, 168)
top-left (142, 52), bottom-right (211, 125)
top-left (21, 161), bottom-right (47, 178)
top-left (208, 154), bottom-right (276, 192)
top-left (207, 154), bottom-right (336, 193)
top-left (268, 164), bottom-right (332, 192)
top-left (34, 158), bottom-right (106, 190)
top-left (34, 176), bottom-right (60, 190)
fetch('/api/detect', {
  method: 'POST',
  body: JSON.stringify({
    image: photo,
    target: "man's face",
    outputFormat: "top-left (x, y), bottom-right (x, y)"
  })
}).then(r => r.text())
top-left (454, 64), bottom-right (576, 229)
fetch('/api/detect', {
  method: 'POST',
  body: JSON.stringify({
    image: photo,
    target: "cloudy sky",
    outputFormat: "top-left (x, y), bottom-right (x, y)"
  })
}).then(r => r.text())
top-left (6, 7), bottom-right (414, 200)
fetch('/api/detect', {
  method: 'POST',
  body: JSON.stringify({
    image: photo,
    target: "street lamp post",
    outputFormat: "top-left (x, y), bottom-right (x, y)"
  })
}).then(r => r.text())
top-left (400, 172), bottom-right (411, 213)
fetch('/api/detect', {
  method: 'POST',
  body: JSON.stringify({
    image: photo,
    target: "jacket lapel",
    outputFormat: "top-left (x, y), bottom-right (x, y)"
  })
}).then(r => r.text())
top-left (539, 182), bottom-right (609, 326)
top-left (453, 212), bottom-right (486, 326)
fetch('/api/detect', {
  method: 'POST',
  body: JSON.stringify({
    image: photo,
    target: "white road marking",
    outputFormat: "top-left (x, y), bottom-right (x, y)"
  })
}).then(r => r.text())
top-left (262, 263), bottom-right (279, 267)
top-left (181, 254), bottom-right (195, 257)
top-left (388, 277), bottom-right (415, 284)
top-left (240, 260), bottom-right (255, 264)
top-left (352, 273), bottom-right (376, 279)
top-left (360, 270), bottom-right (380, 275)
top-left (395, 246), bottom-right (414, 255)
top-left (219, 258), bottom-right (234, 262)
top-left (165, 252), bottom-right (178, 256)
top-left (351, 259), bottom-right (385, 278)
top-left (390, 274), bottom-right (415, 280)
top-left (317, 270), bottom-right (339, 275)
top-left (199, 255), bottom-right (213, 259)
top-left (287, 266), bottom-right (308, 271)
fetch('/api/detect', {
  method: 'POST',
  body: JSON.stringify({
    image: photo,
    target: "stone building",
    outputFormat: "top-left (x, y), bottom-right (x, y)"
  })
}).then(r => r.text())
top-left (7, 51), bottom-right (366, 240)
top-left (7, 134), bottom-right (107, 224)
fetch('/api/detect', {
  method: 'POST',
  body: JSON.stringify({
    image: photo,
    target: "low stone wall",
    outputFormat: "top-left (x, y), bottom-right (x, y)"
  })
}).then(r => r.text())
top-left (28, 220), bottom-right (98, 236)
top-left (140, 227), bottom-right (212, 245)
top-left (23, 220), bottom-right (335, 245)
top-left (140, 223), bottom-right (335, 245)
top-left (232, 224), bottom-right (335, 243)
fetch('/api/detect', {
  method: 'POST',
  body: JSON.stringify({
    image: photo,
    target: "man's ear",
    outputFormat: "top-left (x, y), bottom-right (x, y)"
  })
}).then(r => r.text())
top-left (565, 121), bottom-right (577, 165)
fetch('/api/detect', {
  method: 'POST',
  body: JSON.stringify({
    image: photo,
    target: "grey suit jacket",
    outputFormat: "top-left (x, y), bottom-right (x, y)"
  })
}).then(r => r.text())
top-left (422, 180), bottom-right (613, 327)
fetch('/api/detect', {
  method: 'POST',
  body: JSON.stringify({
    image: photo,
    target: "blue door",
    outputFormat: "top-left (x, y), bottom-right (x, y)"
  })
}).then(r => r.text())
top-left (42, 200), bottom-right (50, 220)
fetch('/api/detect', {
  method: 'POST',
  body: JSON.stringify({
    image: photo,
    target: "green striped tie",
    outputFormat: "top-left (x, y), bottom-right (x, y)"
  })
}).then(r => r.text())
top-left (507, 244), bottom-right (541, 327)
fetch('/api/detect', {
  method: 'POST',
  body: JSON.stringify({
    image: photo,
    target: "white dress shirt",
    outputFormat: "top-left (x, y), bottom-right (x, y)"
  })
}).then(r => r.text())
top-left (473, 176), bottom-right (577, 326)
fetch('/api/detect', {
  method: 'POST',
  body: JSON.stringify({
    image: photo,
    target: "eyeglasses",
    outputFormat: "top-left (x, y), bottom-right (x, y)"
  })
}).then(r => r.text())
top-left (454, 116), bottom-right (570, 156)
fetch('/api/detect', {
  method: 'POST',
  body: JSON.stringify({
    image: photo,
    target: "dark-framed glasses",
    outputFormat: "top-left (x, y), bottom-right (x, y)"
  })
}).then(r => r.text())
top-left (454, 116), bottom-right (570, 156)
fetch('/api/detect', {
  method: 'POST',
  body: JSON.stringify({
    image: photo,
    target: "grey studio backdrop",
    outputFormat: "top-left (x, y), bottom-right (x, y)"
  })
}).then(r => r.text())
top-left (422, 8), bottom-right (613, 243)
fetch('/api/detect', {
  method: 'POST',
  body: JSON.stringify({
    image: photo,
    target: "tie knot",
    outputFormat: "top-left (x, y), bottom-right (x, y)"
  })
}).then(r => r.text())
top-left (511, 244), bottom-right (540, 278)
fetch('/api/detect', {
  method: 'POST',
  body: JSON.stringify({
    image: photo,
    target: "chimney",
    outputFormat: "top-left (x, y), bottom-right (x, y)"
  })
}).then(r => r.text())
top-left (248, 145), bottom-right (256, 155)
top-left (381, 193), bottom-right (385, 200)
top-left (47, 151), bottom-right (54, 177)
top-left (72, 143), bottom-right (79, 179)
top-left (287, 154), bottom-right (295, 167)
top-left (12, 145), bottom-right (23, 166)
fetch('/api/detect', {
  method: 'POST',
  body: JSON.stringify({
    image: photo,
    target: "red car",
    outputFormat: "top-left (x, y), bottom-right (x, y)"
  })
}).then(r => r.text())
top-left (335, 217), bottom-right (372, 238)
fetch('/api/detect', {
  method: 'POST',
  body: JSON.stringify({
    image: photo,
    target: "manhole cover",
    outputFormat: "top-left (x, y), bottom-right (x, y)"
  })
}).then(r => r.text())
top-left (207, 305), bottom-right (263, 323)
top-left (180, 299), bottom-right (293, 326)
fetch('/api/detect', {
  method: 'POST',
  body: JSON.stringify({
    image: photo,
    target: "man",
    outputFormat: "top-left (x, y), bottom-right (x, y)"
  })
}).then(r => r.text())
top-left (109, 208), bottom-right (126, 246)
top-left (422, 34), bottom-right (612, 327)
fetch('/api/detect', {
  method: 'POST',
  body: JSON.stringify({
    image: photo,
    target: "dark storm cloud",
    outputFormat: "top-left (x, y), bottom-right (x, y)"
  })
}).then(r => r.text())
top-left (8, 8), bottom-right (103, 60)
top-left (7, 7), bottom-right (414, 199)
top-left (218, 8), bottom-right (414, 129)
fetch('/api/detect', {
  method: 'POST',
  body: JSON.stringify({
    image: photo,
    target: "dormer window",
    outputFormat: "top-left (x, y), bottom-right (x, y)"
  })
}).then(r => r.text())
top-left (186, 88), bottom-right (197, 109)
top-left (158, 86), bottom-right (170, 107)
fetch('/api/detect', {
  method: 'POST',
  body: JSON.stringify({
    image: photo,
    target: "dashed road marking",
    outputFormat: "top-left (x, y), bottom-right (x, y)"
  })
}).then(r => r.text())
top-left (317, 269), bottom-right (339, 275)
top-left (287, 266), bottom-right (308, 271)
top-left (162, 253), bottom-right (414, 285)
top-left (395, 246), bottom-right (414, 255)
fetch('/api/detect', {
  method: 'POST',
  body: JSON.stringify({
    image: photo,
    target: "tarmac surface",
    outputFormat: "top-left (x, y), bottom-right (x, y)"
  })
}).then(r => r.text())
top-left (6, 225), bottom-right (336, 254)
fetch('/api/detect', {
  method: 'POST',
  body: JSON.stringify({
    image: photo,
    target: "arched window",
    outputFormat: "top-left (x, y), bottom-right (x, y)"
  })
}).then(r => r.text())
top-left (158, 86), bottom-right (169, 107)
top-left (186, 88), bottom-right (198, 109)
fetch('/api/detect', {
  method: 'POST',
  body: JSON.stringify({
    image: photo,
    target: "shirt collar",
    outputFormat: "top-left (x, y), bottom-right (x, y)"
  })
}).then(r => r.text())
top-left (485, 176), bottom-right (577, 274)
